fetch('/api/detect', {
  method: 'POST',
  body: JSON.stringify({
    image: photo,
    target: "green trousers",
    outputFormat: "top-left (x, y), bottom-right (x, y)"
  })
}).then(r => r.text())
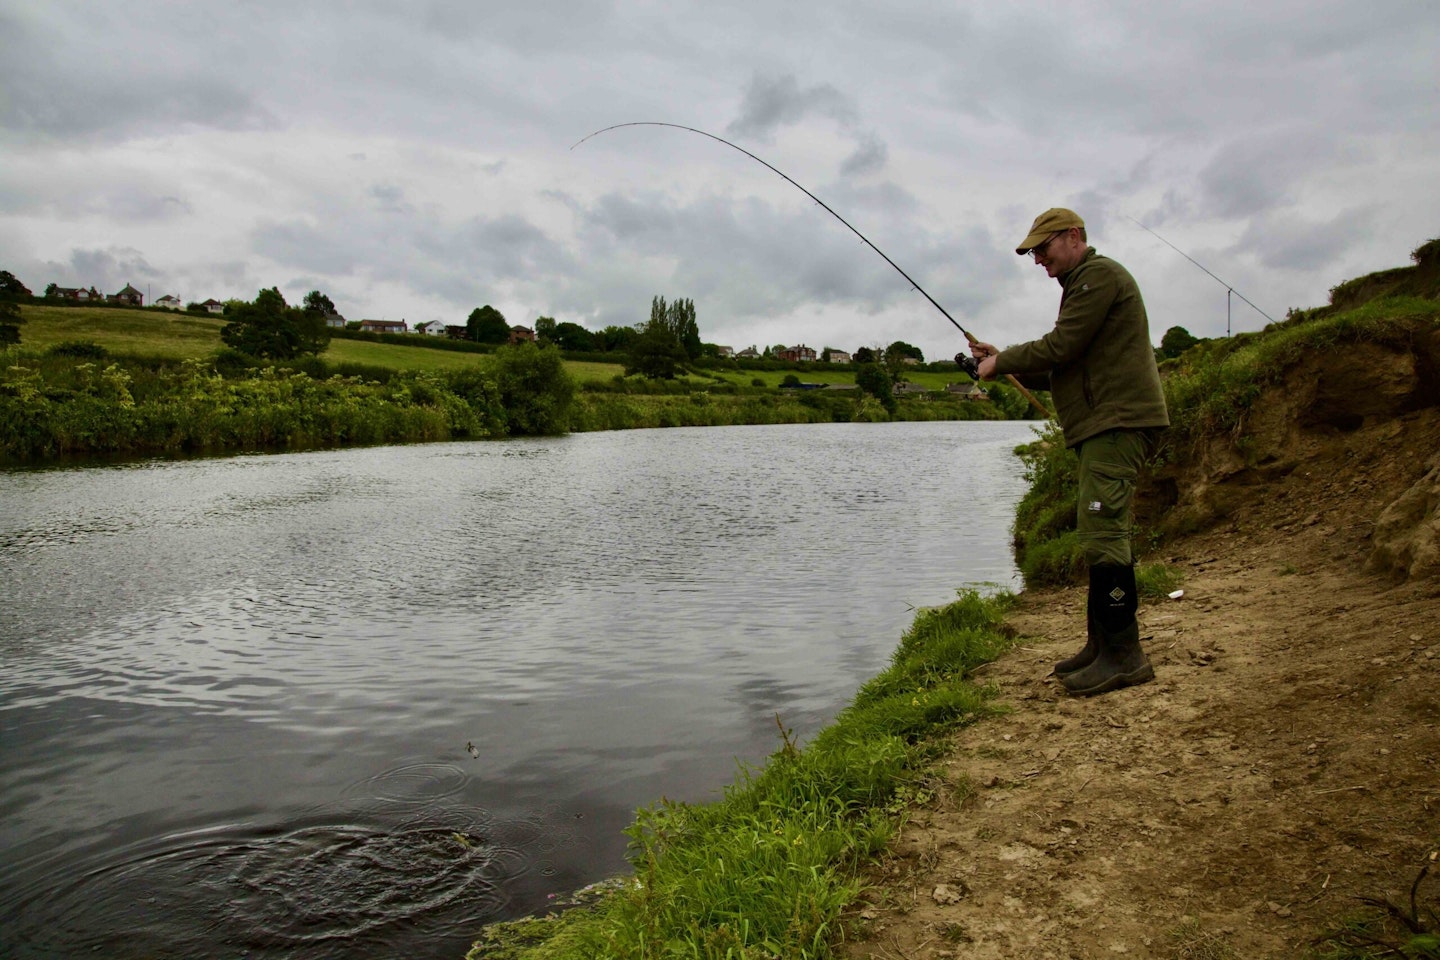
top-left (1075, 428), bottom-right (1154, 567)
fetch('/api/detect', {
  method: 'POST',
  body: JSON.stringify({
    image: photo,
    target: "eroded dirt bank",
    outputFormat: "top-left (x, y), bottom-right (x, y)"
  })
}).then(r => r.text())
top-left (842, 404), bottom-right (1439, 958)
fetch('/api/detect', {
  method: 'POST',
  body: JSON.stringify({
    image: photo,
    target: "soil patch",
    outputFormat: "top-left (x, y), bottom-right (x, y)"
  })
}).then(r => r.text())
top-left (842, 409), bottom-right (1440, 959)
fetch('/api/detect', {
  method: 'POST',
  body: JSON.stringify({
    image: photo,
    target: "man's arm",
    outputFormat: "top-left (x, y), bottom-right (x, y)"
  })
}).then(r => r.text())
top-left (996, 264), bottom-right (1119, 375)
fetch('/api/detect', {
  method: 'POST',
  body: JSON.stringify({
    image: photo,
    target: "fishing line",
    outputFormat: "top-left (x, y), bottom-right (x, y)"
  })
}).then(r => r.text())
top-left (572, 121), bottom-right (1050, 416)
top-left (1126, 216), bottom-right (1277, 331)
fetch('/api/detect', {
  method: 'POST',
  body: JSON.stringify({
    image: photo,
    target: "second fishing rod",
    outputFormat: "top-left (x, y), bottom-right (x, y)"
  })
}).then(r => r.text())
top-left (572, 122), bottom-right (1051, 418)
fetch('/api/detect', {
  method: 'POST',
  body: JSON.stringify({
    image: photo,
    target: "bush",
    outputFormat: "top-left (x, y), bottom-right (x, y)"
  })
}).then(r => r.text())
top-left (491, 342), bottom-right (577, 436)
top-left (47, 341), bottom-right (110, 360)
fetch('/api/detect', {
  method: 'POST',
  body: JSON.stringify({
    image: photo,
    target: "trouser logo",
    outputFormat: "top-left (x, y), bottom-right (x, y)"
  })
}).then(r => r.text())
top-left (1088, 500), bottom-right (1103, 513)
top-left (1109, 587), bottom-right (1127, 602)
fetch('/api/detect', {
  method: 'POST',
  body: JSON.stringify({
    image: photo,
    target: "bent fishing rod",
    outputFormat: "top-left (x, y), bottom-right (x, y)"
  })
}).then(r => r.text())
top-left (572, 121), bottom-right (1050, 417)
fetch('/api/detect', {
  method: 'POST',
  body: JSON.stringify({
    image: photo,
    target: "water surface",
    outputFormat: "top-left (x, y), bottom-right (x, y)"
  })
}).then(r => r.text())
top-left (0, 420), bottom-right (1035, 958)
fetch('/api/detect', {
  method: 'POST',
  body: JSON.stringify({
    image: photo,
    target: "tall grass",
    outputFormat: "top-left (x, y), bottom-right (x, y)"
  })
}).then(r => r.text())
top-left (467, 590), bottom-right (1017, 960)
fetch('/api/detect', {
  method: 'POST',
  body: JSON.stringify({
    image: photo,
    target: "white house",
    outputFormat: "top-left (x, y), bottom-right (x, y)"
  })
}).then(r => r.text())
top-left (155, 295), bottom-right (183, 311)
top-left (416, 320), bottom-right (447, 336)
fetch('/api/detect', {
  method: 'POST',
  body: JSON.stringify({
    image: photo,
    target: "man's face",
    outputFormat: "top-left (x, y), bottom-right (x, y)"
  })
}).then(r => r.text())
top-left (1031, 228), bottom-right (1085, 278)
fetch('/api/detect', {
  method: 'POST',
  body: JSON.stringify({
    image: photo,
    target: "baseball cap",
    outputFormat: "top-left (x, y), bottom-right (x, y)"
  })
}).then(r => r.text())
top-left (1016, 208), bottom-right (1085, 255)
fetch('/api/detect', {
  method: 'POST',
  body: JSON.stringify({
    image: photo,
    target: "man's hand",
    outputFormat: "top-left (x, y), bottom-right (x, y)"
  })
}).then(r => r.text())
top-left (969, 341), bottom-right (999, 381)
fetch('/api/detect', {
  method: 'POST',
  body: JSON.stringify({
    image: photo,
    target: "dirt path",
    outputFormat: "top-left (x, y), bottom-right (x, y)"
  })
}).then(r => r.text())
top-left (842, 418), bottom-right (1440, 959)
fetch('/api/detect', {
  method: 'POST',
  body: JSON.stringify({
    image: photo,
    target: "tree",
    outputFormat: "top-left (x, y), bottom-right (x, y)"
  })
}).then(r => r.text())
top-left (596, 325), bottom-right (637, 353)
top-left (855, 362), bottom-right (895, 413)
top-left (533, 316), bottom-right (557, 344)
top-left (220, 287), bottom-right (328, 359)
top-left (1, 271), bottom-right (30, 346)
top-left (467, 304), bottom-right (509, 344)
top-left (886, 340), bottom-right (924, 363)
top-left (303, 289), bottom-right (337, 316)
top-left (553, 321), bottom-right (596, 352)
top-left (853, 346), bottom-right (876, 364)
top-left (1158, 325), bottom-right (1201, 360)
top-left (0, 299), bottom-right (24, 346)
top-left (0, 270), bottom-right (32, 300)
top-left (665, 297), bottom-right (701, 360)
top-left (626, 321), bottom-right (686, 379)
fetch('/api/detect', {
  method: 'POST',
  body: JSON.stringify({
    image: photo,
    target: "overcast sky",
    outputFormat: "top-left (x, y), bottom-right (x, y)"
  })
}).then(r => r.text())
top-left (3, 0), bottom-right (1437, 359)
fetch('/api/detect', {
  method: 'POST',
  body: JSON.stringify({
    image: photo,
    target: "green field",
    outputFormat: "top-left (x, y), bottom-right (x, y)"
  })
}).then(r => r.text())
top-left (11, 305), bottom-right (629, 381)
top-left (15, 304), bottom-right (229, 360)
top-left (8, 305), bottom-right (970, 390)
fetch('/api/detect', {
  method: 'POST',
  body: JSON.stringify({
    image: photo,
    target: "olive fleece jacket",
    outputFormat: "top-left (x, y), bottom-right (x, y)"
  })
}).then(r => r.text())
top-left (995, 248), bottom-right (1169, 448)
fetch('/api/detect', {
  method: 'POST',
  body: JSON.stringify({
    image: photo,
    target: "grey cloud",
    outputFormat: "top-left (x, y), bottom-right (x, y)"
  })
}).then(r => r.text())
top-left (840, 135), bottom-right (888, 178)
top-left (727, 74), bottom-right (858, 140)
top-left (370, 185), bottom-right (412, 215)
top-left (253, 221), bottom-right (362, 276)
top-left (64, 247), bottom-right (165, 293)
top-left (1194, 131), bottom-right (1364, 224)
top-left (0, 13), bottom-right (272, 142)
top-left (1234, 207), bottom-right (1375, 272)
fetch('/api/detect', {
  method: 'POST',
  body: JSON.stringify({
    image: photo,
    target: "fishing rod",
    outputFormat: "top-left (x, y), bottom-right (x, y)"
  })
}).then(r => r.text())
top-left (1126, 216), bottom-right (1277, 334)
top-left (572, 121), bottom-right (1050, 416)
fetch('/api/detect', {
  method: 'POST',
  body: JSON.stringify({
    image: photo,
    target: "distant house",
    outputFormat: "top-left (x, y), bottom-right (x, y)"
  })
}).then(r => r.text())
top-left (155, 295), bottom-right (183, 310)
top-left (360, 319), bottom-right (407, 334)
top-left (416, 320), bottom-right (447, 336)
top-left (715, 345), bottom-right (734, 359)
top-left (201, 299), bottom-right (225, 314)
top-left (894, 381), bottom-right (929, 395)
top-left (325, 313), bottom-right (348, 329)
top-left (778, 344), bottom-right (817, 363)
top-left (946, 382), bottom-right (988, 400)
top-left (508, 325), bottom-right (535, 344)
top-left (736, 347), bottom-right (761, 360)
top-left (48, 286), bottom-right (101, 301)
top-left (444, 325), bottom-right (468, 340)
top-left (109, 284), bottom-right (143, 306)
top-left (828, 350), bottom-right (851, 364)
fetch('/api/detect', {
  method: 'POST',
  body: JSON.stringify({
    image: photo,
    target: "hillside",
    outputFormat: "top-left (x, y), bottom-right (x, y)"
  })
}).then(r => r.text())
top-left (839, 244), bottom-right (1440, 958)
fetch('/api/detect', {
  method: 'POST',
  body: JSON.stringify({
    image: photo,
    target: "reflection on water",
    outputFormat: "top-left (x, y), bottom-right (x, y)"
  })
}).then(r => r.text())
top-left (0, 421), bottom-right (1035, 959)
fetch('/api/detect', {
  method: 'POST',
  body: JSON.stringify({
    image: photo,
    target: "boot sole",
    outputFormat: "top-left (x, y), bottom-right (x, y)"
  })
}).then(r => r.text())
top-left (1063, 663), bottom-right (1155, 697)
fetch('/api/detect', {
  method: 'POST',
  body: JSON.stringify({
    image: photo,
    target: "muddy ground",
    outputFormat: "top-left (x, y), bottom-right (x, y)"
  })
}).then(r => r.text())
top-left (841, 405), bottom-right (1440, 959)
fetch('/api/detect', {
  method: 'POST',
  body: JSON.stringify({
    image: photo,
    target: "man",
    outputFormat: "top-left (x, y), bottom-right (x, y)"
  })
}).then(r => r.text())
top-left (971, 208), bottom-right (1169, 696)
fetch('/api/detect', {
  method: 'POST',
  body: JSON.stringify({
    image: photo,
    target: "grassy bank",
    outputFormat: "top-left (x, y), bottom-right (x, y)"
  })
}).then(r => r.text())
top-left (468, 590), bottom-right (1017, 960)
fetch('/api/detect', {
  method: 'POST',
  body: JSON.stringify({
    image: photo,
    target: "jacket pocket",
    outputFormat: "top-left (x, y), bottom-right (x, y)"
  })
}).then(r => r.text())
top-left (1082, 367), bottom-right (1095, 408)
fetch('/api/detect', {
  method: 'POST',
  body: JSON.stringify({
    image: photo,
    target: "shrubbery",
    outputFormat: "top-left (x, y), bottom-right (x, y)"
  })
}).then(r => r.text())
top-left (0, 341), bottom-right (584, 459)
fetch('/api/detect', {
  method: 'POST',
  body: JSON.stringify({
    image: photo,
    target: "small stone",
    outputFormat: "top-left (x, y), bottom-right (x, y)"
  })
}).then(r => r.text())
top-left (932, 883), bottom-right (965, 905)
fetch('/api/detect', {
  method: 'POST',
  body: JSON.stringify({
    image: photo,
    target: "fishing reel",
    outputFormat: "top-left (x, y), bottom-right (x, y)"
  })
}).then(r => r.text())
top-left (953, 352), bottom-right (980, 379)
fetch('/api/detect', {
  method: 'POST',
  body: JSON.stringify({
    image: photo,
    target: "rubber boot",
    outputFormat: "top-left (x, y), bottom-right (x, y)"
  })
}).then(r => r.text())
top-left (1053, 571), bottom-right (1101, 677)
top-left (1060, 565), bottom-right (1154, 697)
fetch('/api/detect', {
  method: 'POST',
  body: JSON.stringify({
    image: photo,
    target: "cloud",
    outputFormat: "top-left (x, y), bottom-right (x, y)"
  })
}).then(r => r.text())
top-left (58, 247), bottom-right (165, 293)
top-left (0, 10), bottom-right (273, 143)
top-left (840, 134), bottom-right (888, 178)
top-left (1234, 207), bottom-right (1376, 272)
top-left (726, 74), bottom-right (858, 140)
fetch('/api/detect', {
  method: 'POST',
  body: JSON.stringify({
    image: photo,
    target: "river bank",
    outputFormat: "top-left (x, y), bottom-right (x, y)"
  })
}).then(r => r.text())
top-left (841, 410), bottom-right (1440, 957)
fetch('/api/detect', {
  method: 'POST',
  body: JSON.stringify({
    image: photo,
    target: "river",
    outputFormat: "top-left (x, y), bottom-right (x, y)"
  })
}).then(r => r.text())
top-left (0, 420), bottom-right (1036, 959)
